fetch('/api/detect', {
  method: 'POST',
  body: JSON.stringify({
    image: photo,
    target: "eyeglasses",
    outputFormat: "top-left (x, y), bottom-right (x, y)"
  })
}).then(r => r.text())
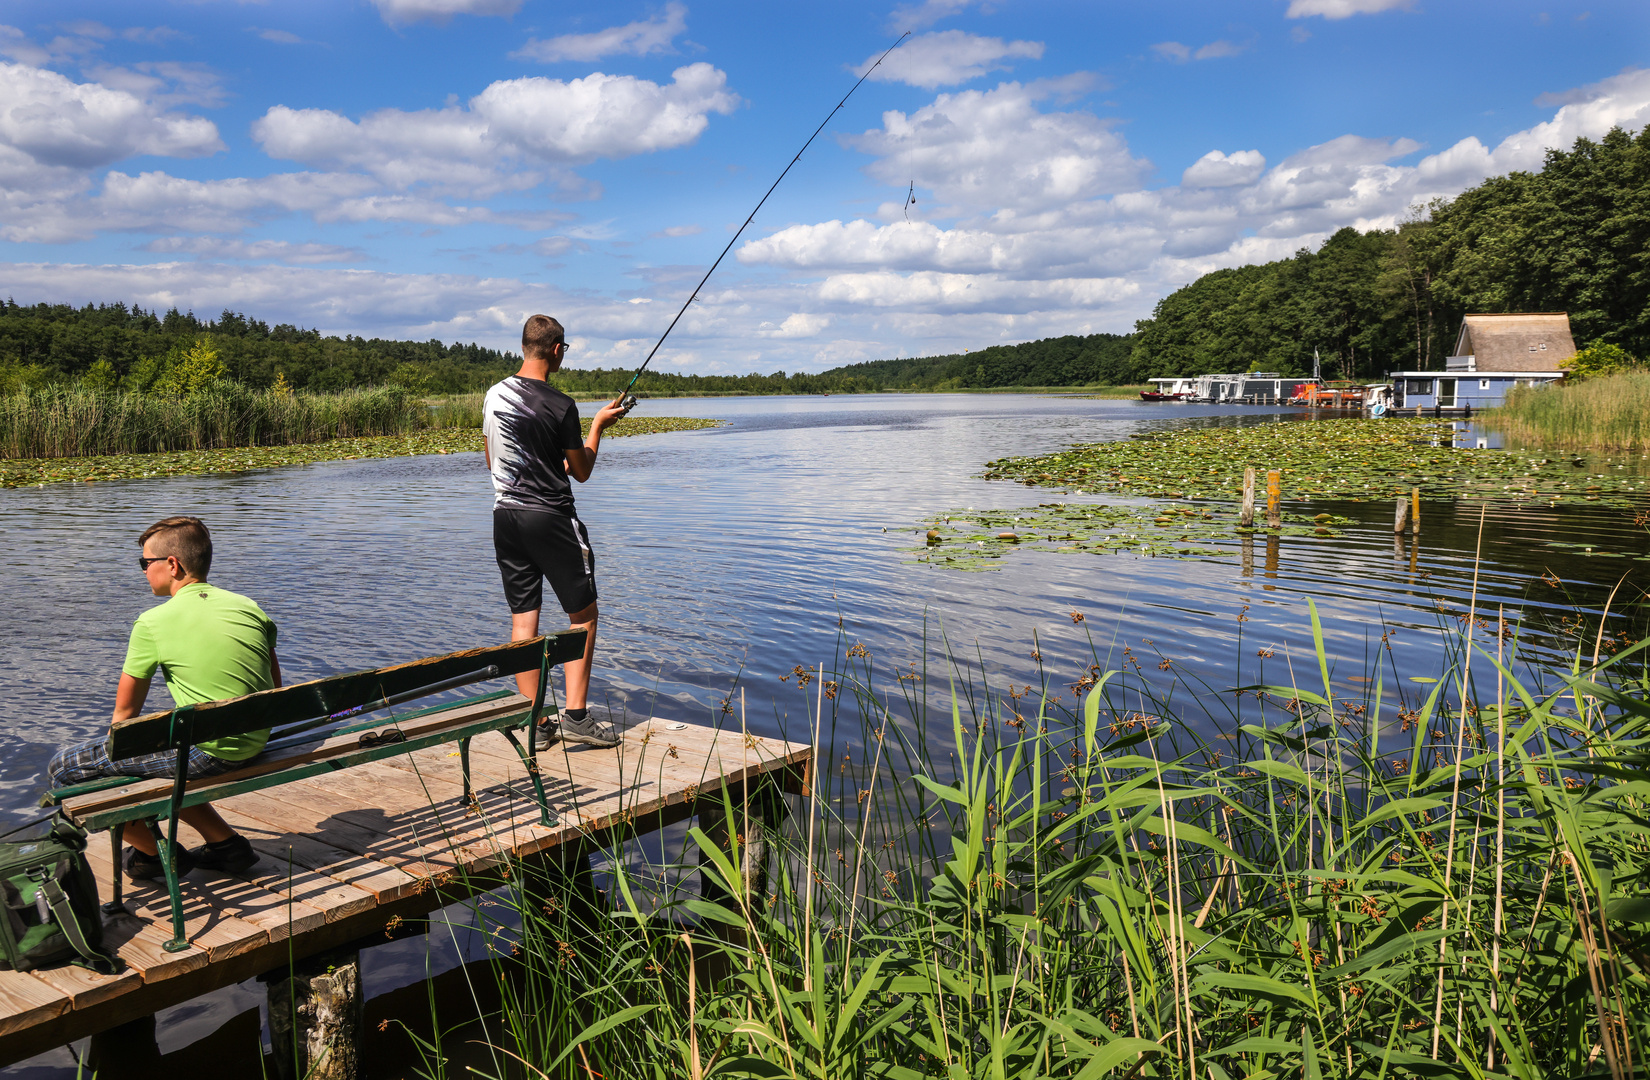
top-left (558, 341), bottom-right (572, 354)
top-left (138, 555), bottom-right (171, 570)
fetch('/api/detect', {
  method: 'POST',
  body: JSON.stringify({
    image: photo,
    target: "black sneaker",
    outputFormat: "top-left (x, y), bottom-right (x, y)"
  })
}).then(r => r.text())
top-left (122, 844), bottom-right (195, 884)
top-left (189, 834), bottom-right (260, 874)
top-left (541, 709), bottom-right (620, 748)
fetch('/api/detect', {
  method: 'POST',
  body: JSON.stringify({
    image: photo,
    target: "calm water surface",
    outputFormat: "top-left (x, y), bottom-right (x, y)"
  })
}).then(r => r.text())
top-left (4, 393), bottom-right (1647, 823)
top-left (3, 392), bottom-right (1649, 1074)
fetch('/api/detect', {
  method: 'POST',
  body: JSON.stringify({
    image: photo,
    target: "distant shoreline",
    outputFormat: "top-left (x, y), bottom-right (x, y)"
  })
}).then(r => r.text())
top-left (548, 384), bottom-right (1153, 401)
top-left (0, 417), bottom-right (719, 489)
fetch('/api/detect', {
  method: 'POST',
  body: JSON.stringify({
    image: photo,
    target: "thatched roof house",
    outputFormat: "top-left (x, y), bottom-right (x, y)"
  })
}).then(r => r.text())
top-left (1448, 313), bottom-right (1576, 372)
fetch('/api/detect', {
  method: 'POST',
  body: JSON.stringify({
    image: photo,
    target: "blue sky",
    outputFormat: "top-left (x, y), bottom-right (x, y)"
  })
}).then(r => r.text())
top-left (2, 0), bottom-right (1647, 373)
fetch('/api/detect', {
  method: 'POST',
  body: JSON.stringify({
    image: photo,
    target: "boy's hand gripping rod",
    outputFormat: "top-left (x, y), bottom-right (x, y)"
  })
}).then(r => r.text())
top-left (614, 32), bottom-right (909, 415)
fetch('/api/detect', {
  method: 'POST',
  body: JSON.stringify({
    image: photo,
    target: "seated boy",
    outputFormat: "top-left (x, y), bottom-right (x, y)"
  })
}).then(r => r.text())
top-left (47, 516), bottom-right (277, 882)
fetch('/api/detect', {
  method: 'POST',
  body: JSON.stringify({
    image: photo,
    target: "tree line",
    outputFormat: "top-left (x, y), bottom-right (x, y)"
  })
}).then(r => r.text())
top-left (0, 301), bottom-right (516, 394)
top-left (1129, 124), bottom-right (1650, 381)
top-left (0, 296), bottom-right (1140, 396)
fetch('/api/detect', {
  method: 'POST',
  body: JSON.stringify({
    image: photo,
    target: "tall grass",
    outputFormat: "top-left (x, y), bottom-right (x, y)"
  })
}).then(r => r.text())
top-left (0, 385), bottom-right (427, 459)
top-left (416, 604), bottom-right (1650, 1079)
top-left (425, 394), bottom-right (485, 430)
top-left (1495, 370), bottom-right (1650, 449)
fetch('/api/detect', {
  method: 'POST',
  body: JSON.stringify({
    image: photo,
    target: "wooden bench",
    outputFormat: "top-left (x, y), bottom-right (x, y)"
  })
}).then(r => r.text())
top-left (44, 632), bottom-right (586, 955)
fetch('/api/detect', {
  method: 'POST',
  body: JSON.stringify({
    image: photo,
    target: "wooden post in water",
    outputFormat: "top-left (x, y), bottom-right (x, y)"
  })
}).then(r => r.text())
top-left (1394, 495), bottom-right (1410, 533)
top-left (1411, 487), bottom-right (1421, 535)
top-left (1265, 470), bottom-right (1281, 529)
top-left (1240, 468), bottom-right (1256, 527)
top-left (267, 949), bottom-right (362, 1080)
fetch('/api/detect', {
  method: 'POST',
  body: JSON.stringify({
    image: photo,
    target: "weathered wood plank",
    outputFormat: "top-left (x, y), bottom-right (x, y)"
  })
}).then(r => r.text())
top-left (25, 962), bottom-right (140, 1012)
top-left (87, 856), bottom-right (266, 968)
top-left (0, 973), bottom-right (70, 1038)
top-left (215, 810), bottom-right (420, 906)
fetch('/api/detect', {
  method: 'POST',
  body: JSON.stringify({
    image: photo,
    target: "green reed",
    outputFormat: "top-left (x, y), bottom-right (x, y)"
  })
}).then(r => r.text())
top-left (425, 394), bottom-right (486, 430)
top-left (417, 604), bottom-right (1650, 1080)
top-left (1495, 371), bottom-right (1650, 450)
top-left (0, 385), bottom-right (427, 459)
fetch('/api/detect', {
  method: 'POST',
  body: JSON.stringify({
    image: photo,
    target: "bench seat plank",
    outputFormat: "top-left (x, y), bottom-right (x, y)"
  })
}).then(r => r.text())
top-left (59, 694), bottom-right (531, 827)
top-left (106, 635), bottom-right (583, 759)
top-left (70, 705), bottom-right (544, 833)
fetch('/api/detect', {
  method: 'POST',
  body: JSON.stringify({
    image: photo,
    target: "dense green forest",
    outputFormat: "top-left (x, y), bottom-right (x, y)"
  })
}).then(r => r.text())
top-left (0, 297), bottom-right (1136, 396)
top-left (0, 301), bottom-right (514, 393)
top-left (1129, 124), bottom-right (1650, 380)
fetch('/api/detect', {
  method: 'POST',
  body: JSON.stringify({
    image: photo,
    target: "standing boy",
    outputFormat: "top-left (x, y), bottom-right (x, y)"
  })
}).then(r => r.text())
top-left (483, 314), bottom-right (626, 746)
top-left (47, 516), bottom-right (274, 881)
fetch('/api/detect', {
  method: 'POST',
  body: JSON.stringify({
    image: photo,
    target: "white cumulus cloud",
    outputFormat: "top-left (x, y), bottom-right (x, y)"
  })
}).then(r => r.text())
top-left (142, 237), bottom-right (366, 264)
top-left (1181, 149), bottom-right (1266, 187)
top-left (253, 64), bottom-right (738, 195)
top-left (758, 312), bottom-right (830, 338)
top-left (737, 66), bottom-right (1650, 340)
top-left (369, 0), bottom-right (522, 26)
top-left (513, 3), bottom-right (687, 63)
top-left (846, 79), bottom-right (1150, 213)
top-left (0, 61), bottom-right (222, 169)
top-left (858, 30), bottom-right (1043, 89)
top-left (1286, 0), bottom-right (1413, 18)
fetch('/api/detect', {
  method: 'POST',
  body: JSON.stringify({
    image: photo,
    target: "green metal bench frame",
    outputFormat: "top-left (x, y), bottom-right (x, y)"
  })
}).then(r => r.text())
top-left (46, 632), bottom-right (586, 954)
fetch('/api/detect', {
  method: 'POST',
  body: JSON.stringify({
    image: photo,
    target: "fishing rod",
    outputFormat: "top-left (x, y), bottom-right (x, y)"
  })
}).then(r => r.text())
top-left (614, 31), bottom-right (910, 413)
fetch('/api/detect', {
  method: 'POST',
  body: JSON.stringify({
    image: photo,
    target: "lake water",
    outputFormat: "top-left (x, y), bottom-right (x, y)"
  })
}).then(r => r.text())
top-left (4, 393), bottom-right (1648, 825)
top-left (2, 392), bottom-right (1647, 1073)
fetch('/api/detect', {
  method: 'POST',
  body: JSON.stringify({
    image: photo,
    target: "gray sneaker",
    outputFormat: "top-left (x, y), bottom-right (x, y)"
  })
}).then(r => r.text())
top-left (543, 709), bottom-right (620, 748)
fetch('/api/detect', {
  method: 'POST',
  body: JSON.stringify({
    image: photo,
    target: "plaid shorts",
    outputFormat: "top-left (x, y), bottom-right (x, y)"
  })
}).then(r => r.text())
top-left (47, 736), bottom-right (244, 788)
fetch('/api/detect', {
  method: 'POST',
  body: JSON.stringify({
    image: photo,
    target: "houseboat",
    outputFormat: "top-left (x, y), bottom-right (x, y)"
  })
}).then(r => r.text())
top-left (1140, 377), bottom-right (1198, 401)
top-left (1390, 313), bottom-right (1569, 414)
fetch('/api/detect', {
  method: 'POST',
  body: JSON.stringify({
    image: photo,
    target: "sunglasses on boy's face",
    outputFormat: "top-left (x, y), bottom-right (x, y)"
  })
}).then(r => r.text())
top-left (138, 555), bottom-right (172, 570)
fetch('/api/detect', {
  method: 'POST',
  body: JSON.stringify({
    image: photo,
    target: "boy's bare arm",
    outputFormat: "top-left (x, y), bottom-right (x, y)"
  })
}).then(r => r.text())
top-left (113, 674), bottom-right (151, 722)
top-left (110, 650), bottom-right (281, 724)
top-left (564, 398), bottom-right (627, 483)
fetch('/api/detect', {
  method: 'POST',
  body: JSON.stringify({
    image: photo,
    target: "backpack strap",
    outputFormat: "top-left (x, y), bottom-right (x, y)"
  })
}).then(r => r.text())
top-left (38, 877), bottom-right (116, 975)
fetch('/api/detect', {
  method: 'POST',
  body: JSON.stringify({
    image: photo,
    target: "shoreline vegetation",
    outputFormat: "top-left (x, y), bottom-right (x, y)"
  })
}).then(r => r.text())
top-left (415, 606), bottom-right (1650, 1079)
top-left (1493, 370), bottom-right (1650, 450)
top-left (0, 413), bottom-right (719, 488)
top-left (979, 417), bottom-right (1650, 507)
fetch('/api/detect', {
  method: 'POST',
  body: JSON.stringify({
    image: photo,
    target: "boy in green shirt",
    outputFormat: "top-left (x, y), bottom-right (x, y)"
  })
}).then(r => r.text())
top-left (47, 517), bottom-right (277, 881)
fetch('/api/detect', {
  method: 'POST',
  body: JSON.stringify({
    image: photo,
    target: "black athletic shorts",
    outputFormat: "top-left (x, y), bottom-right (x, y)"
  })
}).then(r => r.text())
top-left (493, 507), bottom-right (599, 615)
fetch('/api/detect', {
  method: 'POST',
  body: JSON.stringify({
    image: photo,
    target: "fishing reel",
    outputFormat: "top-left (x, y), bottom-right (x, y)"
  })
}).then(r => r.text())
top-left (618, 393), bottom-right (638, 414)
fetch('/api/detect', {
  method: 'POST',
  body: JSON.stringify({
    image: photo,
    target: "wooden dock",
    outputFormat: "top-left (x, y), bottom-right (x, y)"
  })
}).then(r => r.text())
top-left (0, 697), bottom-right (808, 1066)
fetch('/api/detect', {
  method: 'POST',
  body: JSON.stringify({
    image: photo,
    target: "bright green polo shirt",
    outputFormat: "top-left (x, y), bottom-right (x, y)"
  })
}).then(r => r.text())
top-left (122, 582), bottom-right (278, 761)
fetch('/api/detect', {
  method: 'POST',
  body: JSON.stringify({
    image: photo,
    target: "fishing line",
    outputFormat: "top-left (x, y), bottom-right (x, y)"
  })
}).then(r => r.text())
top-left (614, 31), bottom-right (910, 412)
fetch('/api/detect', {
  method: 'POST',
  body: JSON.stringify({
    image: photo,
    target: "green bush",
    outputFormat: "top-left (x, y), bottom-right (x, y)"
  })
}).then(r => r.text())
top-left (1562, 342), bottom-right (1640, 381)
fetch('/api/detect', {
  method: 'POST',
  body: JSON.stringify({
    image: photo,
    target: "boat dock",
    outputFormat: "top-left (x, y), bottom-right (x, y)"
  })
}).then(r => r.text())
top-left (0, 697), bottom-right (808, 1066)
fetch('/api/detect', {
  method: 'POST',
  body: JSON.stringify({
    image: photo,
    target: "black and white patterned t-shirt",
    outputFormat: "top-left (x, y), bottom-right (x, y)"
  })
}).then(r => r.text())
top-left (482, 375), bottom-right (584, 514)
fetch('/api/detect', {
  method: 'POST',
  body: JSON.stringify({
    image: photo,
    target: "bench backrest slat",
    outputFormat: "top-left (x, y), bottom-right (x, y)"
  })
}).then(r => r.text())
top-left (108, 631), bottom-right (585, 759)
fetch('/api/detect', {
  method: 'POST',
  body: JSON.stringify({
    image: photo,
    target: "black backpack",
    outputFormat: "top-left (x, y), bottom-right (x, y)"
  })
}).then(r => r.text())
top-left (0, 814), bottom-right (117, 974)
